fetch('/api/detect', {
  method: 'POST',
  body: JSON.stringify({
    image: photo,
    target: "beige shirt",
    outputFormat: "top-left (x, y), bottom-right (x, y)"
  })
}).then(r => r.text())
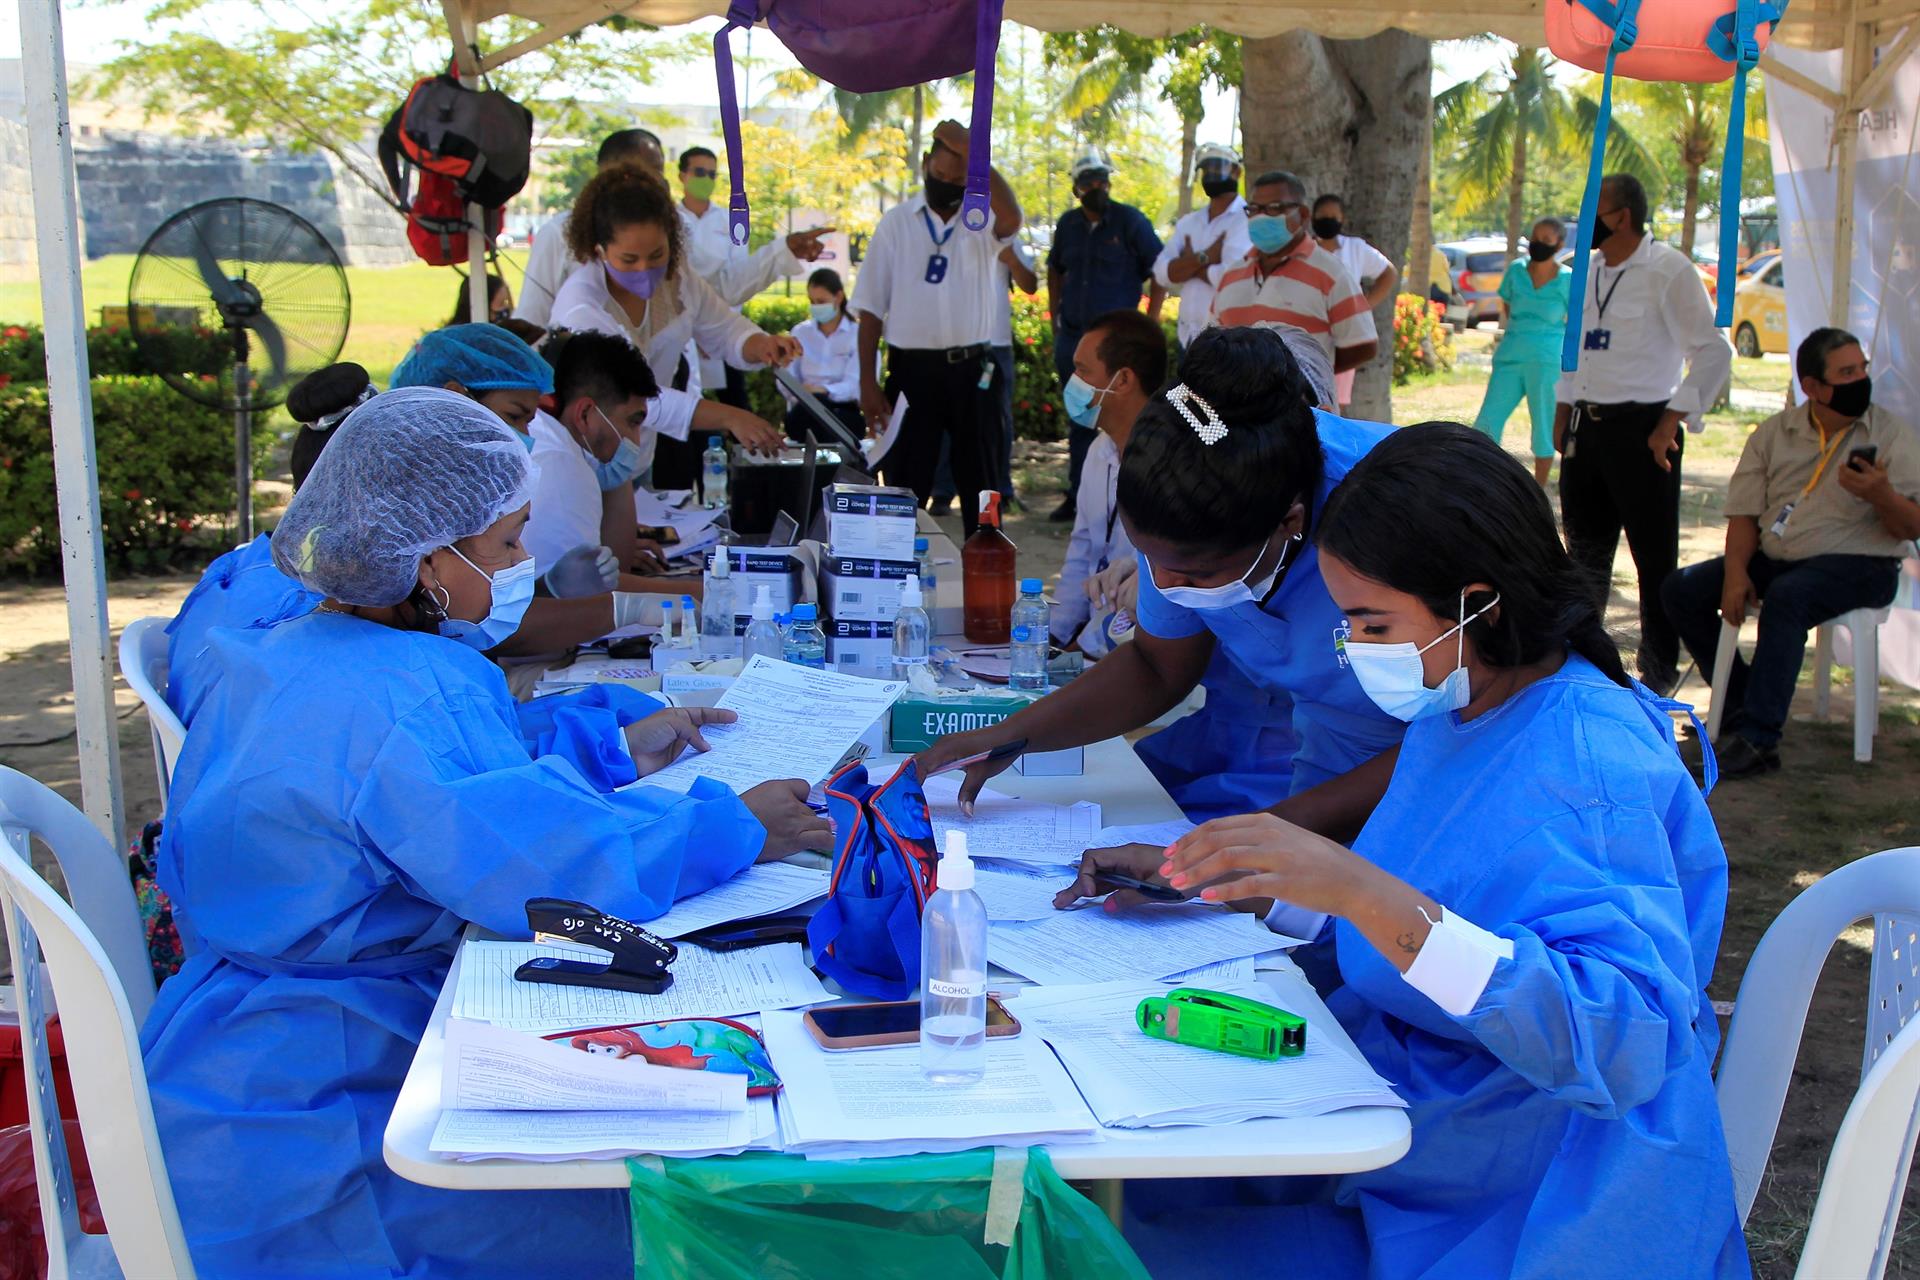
top-left (1726, 401), bottom-right (1920, 561)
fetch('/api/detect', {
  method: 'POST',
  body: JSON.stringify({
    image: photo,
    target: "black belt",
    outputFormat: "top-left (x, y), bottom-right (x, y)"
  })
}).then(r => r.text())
top-left (1575, 399), bottom-right (1667, 422)
top-left (894, 342), bottom-right (990, 363)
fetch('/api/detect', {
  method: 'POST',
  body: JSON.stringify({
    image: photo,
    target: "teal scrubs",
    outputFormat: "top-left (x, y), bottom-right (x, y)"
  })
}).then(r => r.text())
top-left (1473, 259), bottom-right (1571, 459)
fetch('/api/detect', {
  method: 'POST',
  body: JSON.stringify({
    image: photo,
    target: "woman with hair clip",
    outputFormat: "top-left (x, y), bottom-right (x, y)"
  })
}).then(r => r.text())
top-left (920, 325), bottom-right (1406, 824)
top-left (549, 163), bottom-right (791, 472)
top-left (1101, 424), bottom-right (1748, 1280)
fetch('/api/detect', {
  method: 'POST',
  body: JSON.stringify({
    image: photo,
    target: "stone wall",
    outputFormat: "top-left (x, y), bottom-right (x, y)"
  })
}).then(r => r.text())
top-left (70, 132), bottom-right (412, 266)
top-left (0, 117), bottom-right (40, 280)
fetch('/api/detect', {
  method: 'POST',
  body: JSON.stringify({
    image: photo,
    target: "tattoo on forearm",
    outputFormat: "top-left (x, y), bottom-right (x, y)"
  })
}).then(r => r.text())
top-left (1396, 930), bottom-right (1422, 956)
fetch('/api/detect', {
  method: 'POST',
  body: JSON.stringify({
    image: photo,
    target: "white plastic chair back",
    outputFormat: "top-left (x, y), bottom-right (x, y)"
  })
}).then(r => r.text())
top-left (117, 620), bottom-right (186, 807)
top-left (1705, 617), bottom-right (1743, 744)
top-left (1716, 847), bottom-right (1920, 1223)
top-left (0, 813), bottom-right (193, 1277)
top-left (1794, 1015), bottom-right (1920, 1280)
top-left (0, 770), bottom-right (155, 1024)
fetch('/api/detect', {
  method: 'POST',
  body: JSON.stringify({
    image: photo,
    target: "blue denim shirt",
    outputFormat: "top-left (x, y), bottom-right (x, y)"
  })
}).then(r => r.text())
top-left (1046, 201), bottom-right (1163, 332)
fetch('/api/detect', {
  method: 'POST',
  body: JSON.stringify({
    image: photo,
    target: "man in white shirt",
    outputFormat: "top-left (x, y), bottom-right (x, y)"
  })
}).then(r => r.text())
top-left (1310, 193), bottom-right (1398, 412)
top-left (853, 118), bottom-right (1023, 535)
top-left (1152, 143), bottom-right (1251, 363)
top-left (1052, 309), bottom-right (1164, 656)
top-left (1554, 172), bottom-right (1733, 693)
top-left (516, 130), bottom-right (664, 330)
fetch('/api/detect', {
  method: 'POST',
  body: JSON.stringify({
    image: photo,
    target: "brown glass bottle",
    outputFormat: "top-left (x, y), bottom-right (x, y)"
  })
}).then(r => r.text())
top-left (961, 491), bottom-right (1017, 644)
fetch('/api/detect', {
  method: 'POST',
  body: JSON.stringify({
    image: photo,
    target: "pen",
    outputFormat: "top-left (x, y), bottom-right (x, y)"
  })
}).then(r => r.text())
top-left (925, 739), bottom-right (1029, 777)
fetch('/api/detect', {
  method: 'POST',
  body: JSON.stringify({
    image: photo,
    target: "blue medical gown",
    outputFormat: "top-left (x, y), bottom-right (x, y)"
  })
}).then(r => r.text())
top-left (1131, 411), bottom-right (1404, 804)
top-left (1128, 657), bottom-right (1749, 1278)
top-left (163, 534), bottom-right (320, 719)
top-left (141, 613), bottom-right (766, 1279)
top-left (1132, 652), bottom-right (1300, 819)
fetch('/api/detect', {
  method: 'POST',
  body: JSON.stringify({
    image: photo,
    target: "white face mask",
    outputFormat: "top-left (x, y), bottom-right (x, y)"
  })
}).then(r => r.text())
top-left (1151, 530), bottom-right (1296, 611)
top-left (1342, 589), bottom-right (1501, 722)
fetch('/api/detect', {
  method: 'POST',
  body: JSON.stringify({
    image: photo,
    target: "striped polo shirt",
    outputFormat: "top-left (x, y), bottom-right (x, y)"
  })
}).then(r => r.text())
top-left (1209, 242), bottom-right (1377, 368)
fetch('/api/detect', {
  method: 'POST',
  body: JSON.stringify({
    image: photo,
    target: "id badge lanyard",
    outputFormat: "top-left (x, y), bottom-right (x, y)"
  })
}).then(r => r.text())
top-left (1772, 419), bottom-right (1857, 536)
top-left (921, 207), bottom-right (957, 284)
top-left (1583, 265), bottom-right (1630, 353)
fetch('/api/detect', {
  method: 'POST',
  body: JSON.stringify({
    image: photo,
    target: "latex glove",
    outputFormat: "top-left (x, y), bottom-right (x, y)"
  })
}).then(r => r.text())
top-left (543, 545), bottom-right (619, 598)
top-left (612, 591), bottom-right (657, 630)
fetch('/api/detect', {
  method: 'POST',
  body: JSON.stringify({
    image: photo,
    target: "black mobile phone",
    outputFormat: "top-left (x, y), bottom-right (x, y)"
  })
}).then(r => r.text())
top-left (1848, 445), bottom-right (1879, 468)
top-left (804, 998), bottom-right (1019, 1049)
top-left (1093, 872), bottom-right (1186, 903)
top-left (678, 914), bottom-right (813, 952)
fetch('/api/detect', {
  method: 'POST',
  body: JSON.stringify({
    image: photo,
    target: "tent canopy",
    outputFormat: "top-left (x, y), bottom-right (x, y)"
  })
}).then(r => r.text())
top-left (454, 0), bottom-right (1913, 63)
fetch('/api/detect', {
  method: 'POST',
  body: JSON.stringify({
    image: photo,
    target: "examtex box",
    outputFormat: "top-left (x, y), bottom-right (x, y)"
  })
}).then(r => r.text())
top-left (886, 692), bottom-right (1038, 753)
top-left (825, 483), bottom-right (918, 561)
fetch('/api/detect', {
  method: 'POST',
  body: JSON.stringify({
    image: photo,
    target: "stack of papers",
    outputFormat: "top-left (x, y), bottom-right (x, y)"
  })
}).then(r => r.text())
top-left (988, 903), bottom-right (1306, 986)
top-left (759, 1010), bottom-right (1100, 1157)
top-left (531, 654), bottom-right (657, 697)
top-left (632, 656), bottom-right (904, 794)
top-left (920, 776), bottom-right (1101, 866)
top-left (642, 862), bottom-right (829, 938)
top-left (1010, 983), bottom-right (1406, 1128)
top-left (634, 489), bottom-right (722, 562)
top-left (452, 939), bottom-right (830, 1034)
top-left (429, 1018), bottom-right (777, 1161)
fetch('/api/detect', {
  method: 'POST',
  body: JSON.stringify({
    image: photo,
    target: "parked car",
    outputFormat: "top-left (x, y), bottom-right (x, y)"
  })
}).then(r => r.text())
top-left (1737, 248), bottom-right (1781, 280)
top-left (1439, 237), bottom-right (1510, 325)
top-left (1731, 258), bottom-right (1789, 356)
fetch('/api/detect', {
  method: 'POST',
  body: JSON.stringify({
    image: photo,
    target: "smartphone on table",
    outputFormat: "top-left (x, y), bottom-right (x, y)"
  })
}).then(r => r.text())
top-left (804, 998), bottom-right (1020, 1050)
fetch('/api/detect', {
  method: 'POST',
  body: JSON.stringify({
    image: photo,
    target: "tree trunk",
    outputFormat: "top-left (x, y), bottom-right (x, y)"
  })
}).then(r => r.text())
top-left (1680, 164), bottom-right (1701, 258)
top-left (1505, 121), bottom-right (1527, 260)
top-left (1177, 112), bottom-right (1199, 219)
top-left (1408, 90), bottom-right (1434, 299)
top-left (1242, 29), bottom-right (1431, 423)
top-left (909, 84), bottom-right (925, 170)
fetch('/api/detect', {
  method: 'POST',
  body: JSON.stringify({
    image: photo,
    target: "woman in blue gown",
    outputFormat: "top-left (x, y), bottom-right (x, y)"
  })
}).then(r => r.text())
top-left (1076, 424), bottom-right (1750, 1278)
top-left (142, 388), bottom-right (830, 1278)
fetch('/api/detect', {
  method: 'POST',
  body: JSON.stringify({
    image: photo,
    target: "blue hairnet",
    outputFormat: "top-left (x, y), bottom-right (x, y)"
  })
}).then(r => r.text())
top-left (271, 387), bottom-right (534, 606)
top-left (389, 323), bottom-right (555, 394)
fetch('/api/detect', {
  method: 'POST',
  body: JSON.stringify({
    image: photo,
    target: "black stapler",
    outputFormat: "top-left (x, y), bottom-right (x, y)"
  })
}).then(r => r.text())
top-left (514, 897), bottom-right (677, 995)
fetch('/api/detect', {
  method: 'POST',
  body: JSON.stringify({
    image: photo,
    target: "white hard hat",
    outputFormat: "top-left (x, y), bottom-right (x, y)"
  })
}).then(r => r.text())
top-left (1192, 143), bottom-right (1241, 177)
top-left (1069, 146), bottom-right (1114, 183)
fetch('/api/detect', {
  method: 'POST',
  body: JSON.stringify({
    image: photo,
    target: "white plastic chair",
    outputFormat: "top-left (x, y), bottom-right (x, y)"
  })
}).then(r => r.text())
top-left (1811, 606), bottom-right (1892, 763)
top-left (117, 619), bottom-right (186, 807)
top-left (0, 774), bottom-right (192, 1278)
top-left (1795, 1016), bottom-right (1920, 1280)
top-left (1716, 847), bottom-right (1920, 1240)
top-left (1706, 607), bottom-right (1889, 762)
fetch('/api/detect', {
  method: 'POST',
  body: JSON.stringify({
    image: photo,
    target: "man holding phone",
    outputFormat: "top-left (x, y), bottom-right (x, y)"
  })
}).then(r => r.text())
top-left (1662, 327), bottom-right (1920, 777)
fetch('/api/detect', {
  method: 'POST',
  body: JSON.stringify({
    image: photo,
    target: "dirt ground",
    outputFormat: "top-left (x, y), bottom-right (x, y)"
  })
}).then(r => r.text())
top-left (4, 341), bottom-right (1917, 1275)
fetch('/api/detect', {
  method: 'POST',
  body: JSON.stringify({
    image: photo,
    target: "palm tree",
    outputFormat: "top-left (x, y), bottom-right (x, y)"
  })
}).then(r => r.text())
top-left (766, 69), bottom-right (932, 201)
top-left (1620, 77), bottom-right (1770, 257)
top-left (1436, 45), bottom-right (1661, 256)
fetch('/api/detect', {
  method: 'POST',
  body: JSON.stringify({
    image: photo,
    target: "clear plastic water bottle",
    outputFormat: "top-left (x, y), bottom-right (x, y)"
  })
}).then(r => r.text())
top-left (921, 832), bottom-right (987, 1085)
top-left (891, 574), bottom-right (930, 680)
top-left (700, 550), bottom-right (738, 659)
top-left (914, 536), bottom-right (936, 598)
top-left (702, 436), bottom-right (729, 511)
top-left (782, 602), bottom-right (827, 669)
top-left (743, 585), bottom-right (785, 663)
top-left (1009, 577), bottom-right (1049, 692)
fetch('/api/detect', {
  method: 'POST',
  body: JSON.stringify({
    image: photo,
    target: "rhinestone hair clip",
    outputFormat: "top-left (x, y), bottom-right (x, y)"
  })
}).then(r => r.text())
top-left (1165, 383), bottom-right (1227, 445)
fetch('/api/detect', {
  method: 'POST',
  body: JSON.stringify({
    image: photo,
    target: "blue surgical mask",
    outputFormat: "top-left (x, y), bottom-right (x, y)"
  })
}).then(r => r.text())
top-left (809, 302), bottom-right (841, 327)
top-left (587, 403), bottom-right (644, 490)
top-left (603, 260), bottom-right (666, 298)
top-left (1246, 213), bottom-right (1299, 255)
top-left (1062, 371), bottom-right (1119, 428)
top-left (436, 545), bottom-right (537, 651)
top-left (1151, 531), bottom-right (1295, 611)
top-left (1342, 589), bottom-right (1501, 722)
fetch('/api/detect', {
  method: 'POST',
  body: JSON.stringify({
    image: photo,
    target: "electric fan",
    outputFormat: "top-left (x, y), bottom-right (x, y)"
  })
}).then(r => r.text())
top-left (127, 197), bottom-right (351, 539)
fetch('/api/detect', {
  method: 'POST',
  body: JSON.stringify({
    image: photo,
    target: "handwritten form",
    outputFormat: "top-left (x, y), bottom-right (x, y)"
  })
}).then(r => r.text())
top-left (1009, 983), bottom-right (1404, 1128)
top-left (920, 776), bottom-right (1101, 866)
top-left (988, 904), bottom-right (1306, 986)
top-left (453, 939), bottom-right (829, 1034)
top-left (633, 656), bottom-right (904, 794)
top-left (759, 1010), bottom-right (1099, 1154)
top-left (642, 862), bottom-right (829, 938)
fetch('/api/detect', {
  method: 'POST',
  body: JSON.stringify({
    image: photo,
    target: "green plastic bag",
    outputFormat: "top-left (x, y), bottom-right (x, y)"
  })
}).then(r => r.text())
top-left (627, 1147), bottom-right (1150, 1280)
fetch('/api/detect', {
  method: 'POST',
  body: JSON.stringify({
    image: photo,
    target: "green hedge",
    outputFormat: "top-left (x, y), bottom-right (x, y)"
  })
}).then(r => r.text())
top-left (0, 377), bottom-right (264, 574)
top-left (738, 295), bottom-right (1170, 446)
top-left (0, 322), bottom-right (230, 385)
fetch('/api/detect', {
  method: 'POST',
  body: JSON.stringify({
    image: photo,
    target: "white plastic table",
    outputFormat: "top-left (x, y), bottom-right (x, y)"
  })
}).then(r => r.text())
top-left (383, 737), bottom-right (1410, 1190)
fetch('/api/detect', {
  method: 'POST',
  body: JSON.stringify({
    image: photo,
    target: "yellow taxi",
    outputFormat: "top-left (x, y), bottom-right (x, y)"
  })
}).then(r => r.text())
top-left (1731, 257), bottom-right (1788, 356)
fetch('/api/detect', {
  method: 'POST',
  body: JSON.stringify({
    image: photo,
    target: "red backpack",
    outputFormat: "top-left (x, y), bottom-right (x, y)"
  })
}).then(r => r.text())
top-left (377, 71), bottom-right (532, 267)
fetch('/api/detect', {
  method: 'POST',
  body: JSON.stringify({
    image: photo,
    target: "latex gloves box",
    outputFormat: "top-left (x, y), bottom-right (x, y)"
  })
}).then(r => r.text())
top-left (824, 619), bottom-right (896, 681)
top-left (820, 553), bottom-right (919, 623)
top-left (825, 484), bottom-right (918, 561)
